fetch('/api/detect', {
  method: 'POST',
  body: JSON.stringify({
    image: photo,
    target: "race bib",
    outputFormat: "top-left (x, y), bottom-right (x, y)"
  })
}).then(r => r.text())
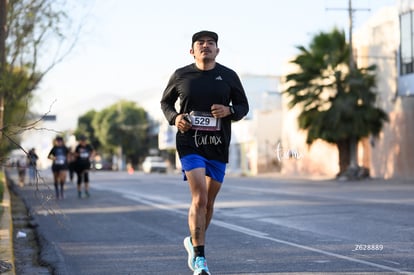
top-left (189, 111), bottom-right (221, 131)
top-left (80, 151), bottom-right (89, 159)
top-left (55, 155), bottom-right (66, 165)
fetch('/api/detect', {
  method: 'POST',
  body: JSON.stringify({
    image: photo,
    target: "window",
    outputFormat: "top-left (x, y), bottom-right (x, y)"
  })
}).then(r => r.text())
top-left (400, 11), bottom-right (414, 75)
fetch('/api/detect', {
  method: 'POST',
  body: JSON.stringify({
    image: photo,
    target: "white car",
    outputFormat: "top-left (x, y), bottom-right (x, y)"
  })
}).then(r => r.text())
top-left (142, 156), bottom-right (168, 173)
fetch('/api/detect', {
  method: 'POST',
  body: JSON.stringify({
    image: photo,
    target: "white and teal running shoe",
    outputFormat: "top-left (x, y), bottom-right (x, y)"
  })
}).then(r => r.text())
top-left (183, 236), bottom-right (195, 271)
top-left (193, 256), bottom-right (210, 275)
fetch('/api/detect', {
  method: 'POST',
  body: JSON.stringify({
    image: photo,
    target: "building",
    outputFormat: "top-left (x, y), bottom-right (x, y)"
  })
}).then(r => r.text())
top-left (280, 1), bottom-right (414, 180)
top-left (353, 0), bottom-right (414, 179)
top-left (227, 74), bottom-right (282, 175)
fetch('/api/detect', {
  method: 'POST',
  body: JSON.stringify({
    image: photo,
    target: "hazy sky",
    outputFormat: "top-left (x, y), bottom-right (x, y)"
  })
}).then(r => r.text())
top-left (32, 0), bottom-right (396, 132)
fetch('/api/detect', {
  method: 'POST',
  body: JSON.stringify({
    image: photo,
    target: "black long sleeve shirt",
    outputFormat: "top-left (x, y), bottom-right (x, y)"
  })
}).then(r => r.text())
top-left (160, 63), bottom-right (249, 163)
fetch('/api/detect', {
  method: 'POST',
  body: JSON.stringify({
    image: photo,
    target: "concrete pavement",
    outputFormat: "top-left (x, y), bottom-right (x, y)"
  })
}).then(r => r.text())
top-left (2, 168), bottom-right (52, 275)
top-left (0, 173), bottom-right (14, 275)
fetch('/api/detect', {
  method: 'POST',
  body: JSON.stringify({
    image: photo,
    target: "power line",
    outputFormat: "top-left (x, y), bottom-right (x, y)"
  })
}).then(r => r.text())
top-left (326, 0), bottom-right (371, 68)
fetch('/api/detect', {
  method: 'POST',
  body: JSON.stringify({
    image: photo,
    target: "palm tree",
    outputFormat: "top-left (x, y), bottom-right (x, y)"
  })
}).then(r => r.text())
top-left (284, 28), bottom-right (388, 178)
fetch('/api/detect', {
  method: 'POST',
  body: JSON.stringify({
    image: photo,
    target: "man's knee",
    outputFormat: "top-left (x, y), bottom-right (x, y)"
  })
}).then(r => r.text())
top-left (192, 195), bottom-right (208, 209)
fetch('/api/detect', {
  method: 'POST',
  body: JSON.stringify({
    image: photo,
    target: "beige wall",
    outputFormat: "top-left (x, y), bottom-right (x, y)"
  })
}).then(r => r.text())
top-left (354, 6), bottom-right (414, 180)
top-left (370, 99), bottom-right (414, 179)
top-left (253, 109), bottom-right (283, 173)
top-left (279, 101), bottom-right (339, 178)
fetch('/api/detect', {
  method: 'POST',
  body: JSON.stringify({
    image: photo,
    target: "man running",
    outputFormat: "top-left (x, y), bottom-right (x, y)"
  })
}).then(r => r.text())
top-left (74, 135), bottom-right (95, 198)
top-left (48, 136), bottom-right (69, 199)
top-left (160, 30), bottom-right (249, 275)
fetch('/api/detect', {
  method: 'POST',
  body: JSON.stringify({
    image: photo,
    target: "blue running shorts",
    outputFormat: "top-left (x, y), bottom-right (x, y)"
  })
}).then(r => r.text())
top-left (180, 154), bottom-right (226, 183)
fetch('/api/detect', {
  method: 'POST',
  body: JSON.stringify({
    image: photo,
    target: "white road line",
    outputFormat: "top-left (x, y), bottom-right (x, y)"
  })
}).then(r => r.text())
top-left (213, 219), bottom-right (412, 274)
top-left (95, 187), bottom-right (413, 274)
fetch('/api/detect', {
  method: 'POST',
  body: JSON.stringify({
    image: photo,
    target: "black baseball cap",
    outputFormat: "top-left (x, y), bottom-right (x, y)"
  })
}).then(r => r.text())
top-left (192, 30), bottom-right (218, 44)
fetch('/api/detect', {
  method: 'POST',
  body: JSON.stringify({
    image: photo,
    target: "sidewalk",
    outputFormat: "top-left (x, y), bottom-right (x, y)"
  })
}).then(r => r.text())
top-left (0, 172), bottom-right (15, 275)
top-left (1, 169), bottom-right (51, 275)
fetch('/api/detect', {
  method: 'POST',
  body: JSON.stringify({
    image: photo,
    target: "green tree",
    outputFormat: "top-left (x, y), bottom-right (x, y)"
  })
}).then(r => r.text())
top-left (0, 67), bottom-right (39, 156)
top-left (284, 28), bottom-right (388, 177)
top-left (75, 110), bottom-right (100, 150)
top-left (0, 0), bottom-right (88, 155)
top-left (91, 100), bottom-right (149, 166)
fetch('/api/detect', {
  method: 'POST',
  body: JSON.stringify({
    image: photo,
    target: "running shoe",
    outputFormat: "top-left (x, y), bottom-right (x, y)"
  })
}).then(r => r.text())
top-left (183, 236), bottom-right (195, 271)
top-left (193, 256), bottom-right (210, 275)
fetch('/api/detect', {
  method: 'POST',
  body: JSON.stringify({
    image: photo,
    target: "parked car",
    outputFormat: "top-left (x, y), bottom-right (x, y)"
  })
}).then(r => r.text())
top-left (91, 156), bottom-right (114, 171)
top-left (92, 160), bottom-right (113, 170)
top-left (142, 156), bottom-right (168, 173)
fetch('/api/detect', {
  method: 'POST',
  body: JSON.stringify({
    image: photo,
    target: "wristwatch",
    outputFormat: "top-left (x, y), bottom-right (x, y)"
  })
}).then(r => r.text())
top-left (229, 106), bottom-right (235, 115)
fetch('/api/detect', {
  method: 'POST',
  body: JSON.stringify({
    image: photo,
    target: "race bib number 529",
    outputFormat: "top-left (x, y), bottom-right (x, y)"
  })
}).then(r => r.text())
top-left (189, 111), bottom-right (221, 131)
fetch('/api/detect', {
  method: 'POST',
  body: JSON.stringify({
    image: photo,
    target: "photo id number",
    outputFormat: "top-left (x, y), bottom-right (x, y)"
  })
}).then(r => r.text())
top-left (352, 244), bottom-right (383, 251)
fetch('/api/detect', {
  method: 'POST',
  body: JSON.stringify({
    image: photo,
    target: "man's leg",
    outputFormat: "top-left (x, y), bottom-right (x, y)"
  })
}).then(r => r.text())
top-left (29, 167), bottom-right (34, 184)
top-left (185, 168), bottom-right (208, 246)
top-left (84, 171), bottom-right (90, 197)
top-left (53, 171), bottom-right (59, 199)
top-left (186, 168), bottom-right (215, 274)
top-left (59, 171), bottom-right (67, 199)
top-left (205, 176), bottom-right (221, 230)
top-left (76, 171), bottom-right (83, 198)
top-left (69, 165), bottom-right (74, 182)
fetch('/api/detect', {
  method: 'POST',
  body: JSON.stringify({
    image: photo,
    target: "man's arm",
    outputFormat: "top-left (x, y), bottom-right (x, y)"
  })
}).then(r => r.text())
top-left (229, 74), bottom-right (249, 121)
top-left (160, 73), bottom-right (179, 125)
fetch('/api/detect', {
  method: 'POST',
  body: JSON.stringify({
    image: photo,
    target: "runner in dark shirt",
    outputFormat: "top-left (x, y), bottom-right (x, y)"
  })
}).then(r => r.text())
top-left (160, 30), bottom-right (249, 275)
top-left (162, 62), bottom-right (249, 163)
top-left (74, 135), bottom-right (95, 198)
top-left (27, 148), bottom-right (39, 185)
top-left (48, 136), bottom-right (69, 199)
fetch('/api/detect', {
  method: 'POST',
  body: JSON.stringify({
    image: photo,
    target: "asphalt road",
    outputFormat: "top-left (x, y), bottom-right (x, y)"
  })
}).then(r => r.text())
top-left (11, 170), bottom-right (414, 275)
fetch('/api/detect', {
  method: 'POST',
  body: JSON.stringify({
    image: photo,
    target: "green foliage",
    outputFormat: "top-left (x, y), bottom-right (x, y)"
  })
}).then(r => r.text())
top-left (284, 28), bottom-right (389, 176)
top-left (284, 28), bottom-right (388, 146)
top-left (1, 0), bottom-right (80, 157)
top-left (0, 68), bottom-right (38, 155)
top-left (6, 0), bottom-right (71, 76)
top-left (285, 29), bottom-right (349, 111)
top-left (77, 100), bottom-right (150, 165)
top-left (75, 110), bottom-right (100, 150)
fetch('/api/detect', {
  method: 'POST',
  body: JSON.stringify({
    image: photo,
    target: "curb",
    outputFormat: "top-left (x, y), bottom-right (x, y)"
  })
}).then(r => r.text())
top-left (0, 172), bottom-right (15, 275)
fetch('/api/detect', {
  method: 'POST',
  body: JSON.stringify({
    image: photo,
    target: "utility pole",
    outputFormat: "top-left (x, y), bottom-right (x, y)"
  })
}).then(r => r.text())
top-left (327, 0), bottom-right (370, 175)
top-left (348, 0), bottom-right (358, 171)
top-left (0, 0), bottom-right (7, 140)
top-left (348, 0), bottom-right (355, 68)
top-left (347, 0), bottom-right (370, 172)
